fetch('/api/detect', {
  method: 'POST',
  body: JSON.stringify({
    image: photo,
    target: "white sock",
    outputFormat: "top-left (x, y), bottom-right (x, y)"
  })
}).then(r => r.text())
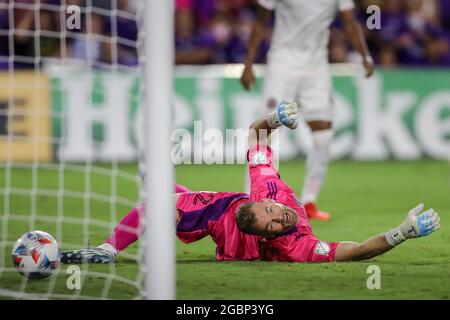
top-left (301, 129), bottom-right (333, 204)
top-left (98, 243), bottom-right (118, 256)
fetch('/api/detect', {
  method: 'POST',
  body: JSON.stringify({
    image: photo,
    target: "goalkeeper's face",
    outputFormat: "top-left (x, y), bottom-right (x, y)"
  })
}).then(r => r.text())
top-left (251, 200), bottom-right (299, 238)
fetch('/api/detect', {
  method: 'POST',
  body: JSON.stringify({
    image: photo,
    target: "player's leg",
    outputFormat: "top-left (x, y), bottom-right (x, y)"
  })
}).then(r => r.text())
top-left (102, 203), bottom-right (145, 255)
top-left (175, 184), bottom-right (191, 193)
top-left (61, 188), bottom-right (189, 264)
top-left (298, 67), bottom-right (334, 220)
top-left (334, 204), bottom-right (440, 261)
top-left (60, 204), bottom-right (144, 263)
top-left (101, 183), bottom-right (188, 252)
top-left (102, 184), bottom-right (190, 254)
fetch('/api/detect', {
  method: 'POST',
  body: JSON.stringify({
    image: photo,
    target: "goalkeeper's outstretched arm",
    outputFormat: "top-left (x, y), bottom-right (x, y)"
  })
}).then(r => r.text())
top-left (334, 203), bottom-right (440, 261)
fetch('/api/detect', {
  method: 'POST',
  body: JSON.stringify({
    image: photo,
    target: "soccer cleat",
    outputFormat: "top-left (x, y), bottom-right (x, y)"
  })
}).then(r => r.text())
top-left (61, 248), bottom-right (116, 264)
top-left (304, 202), bottom-right (331, 221)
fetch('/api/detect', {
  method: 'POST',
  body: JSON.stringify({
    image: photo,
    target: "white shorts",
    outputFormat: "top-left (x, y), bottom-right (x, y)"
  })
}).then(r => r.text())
top-left (261, 65), bottom-right (334, 122)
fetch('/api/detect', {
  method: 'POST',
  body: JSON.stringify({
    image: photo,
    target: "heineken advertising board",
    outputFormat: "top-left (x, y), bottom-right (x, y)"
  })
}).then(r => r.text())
top-left (42, 66), bottom-right (450, 162)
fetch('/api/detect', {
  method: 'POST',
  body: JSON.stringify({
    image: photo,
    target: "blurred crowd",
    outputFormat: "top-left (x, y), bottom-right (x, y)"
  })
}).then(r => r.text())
top-left (345, 0), bottom-right (450, 66)
top-left (176, 0), bottom-right (450, 67)
top-left (0, 0), bottom-right (139, 69)
top-left (1, 0), bottom-right (450, 69)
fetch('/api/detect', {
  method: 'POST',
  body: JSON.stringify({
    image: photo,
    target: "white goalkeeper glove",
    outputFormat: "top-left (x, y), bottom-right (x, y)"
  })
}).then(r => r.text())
top-left (386, 203), bottom-right (441, 246)
top-left (267, 99), bottom-right (299, 129)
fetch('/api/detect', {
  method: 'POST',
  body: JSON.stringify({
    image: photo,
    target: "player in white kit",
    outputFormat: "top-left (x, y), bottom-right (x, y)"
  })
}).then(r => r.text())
top-left (241, 0), bottom-right (374, 220)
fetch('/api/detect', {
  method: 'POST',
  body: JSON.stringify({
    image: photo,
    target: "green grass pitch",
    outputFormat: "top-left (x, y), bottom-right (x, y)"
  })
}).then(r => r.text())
top-left (0, 160), bottom-right (449, 299)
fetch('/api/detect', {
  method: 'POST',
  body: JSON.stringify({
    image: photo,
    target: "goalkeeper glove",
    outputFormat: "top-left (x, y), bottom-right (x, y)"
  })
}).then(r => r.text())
top-left (385, 203), bottom-right (441, 247)
top-left (267, 99), bottom-right (299, 129)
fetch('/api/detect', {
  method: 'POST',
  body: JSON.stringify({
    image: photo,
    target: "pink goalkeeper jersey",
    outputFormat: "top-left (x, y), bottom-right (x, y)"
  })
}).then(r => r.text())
top-left (175, 144), bottom-right (337, 263)
top-left (247, 144), bottom-right (337, 262)
top-left (176, 191), bottom-right (260, 261)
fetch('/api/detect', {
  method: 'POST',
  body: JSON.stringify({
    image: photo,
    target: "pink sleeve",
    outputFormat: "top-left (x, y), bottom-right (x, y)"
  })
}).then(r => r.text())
top-left (247, 145), bottom-right (290, 201)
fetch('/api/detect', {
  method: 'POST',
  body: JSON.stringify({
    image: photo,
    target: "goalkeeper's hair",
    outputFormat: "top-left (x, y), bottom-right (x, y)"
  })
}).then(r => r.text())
top-left (235, 202), bottom-right (259, 235)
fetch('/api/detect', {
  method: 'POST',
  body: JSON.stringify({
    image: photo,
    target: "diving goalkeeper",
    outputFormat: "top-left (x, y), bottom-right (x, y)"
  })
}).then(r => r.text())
top-left (61, 100), bottom-right (440, 264)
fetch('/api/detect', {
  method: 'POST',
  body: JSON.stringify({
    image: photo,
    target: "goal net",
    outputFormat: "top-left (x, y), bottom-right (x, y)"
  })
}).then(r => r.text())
top-left (0, 0), bottom-right (166, 299)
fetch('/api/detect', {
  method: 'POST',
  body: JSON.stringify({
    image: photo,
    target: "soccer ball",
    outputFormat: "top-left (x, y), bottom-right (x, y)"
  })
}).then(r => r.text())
top-left (12, 230), bottom-right (61, 279)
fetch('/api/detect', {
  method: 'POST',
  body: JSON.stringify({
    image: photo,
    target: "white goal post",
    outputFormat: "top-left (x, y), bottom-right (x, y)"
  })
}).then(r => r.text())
top-left (145, 0), bottom-right (175, 300)
top-left (0, 0), bottom-right (175, 300)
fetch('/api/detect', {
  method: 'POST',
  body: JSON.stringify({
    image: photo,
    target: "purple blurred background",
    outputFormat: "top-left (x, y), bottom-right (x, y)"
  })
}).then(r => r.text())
top-left (1, 0), bottom-right (449, 69)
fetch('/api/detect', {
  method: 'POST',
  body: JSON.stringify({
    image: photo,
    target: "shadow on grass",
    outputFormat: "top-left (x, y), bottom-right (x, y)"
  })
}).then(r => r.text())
top-left (115, 258), bottom-right (140, 264)
top-left (177, 259), bottom-right (216, 264)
